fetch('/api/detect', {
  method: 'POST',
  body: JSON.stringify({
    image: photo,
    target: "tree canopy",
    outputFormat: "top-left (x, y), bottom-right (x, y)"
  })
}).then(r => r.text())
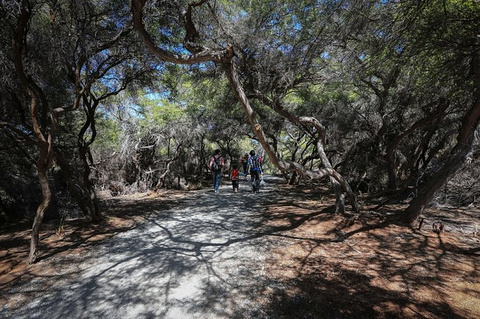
top-left (0, 0), bottom-right (479, 262)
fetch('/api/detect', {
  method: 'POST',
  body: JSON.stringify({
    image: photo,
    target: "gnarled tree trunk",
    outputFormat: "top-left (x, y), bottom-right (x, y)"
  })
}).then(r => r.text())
top-left (403, 50), bottom-right (480, 223)
top-left (403, 97), bottom-right (480, 223)
top-left (12, 2), bottom-right (56, 264)
top-left (29, 153), bottom-right (52, 263)
top-left (132, 0), bottom-right (359, 214)
top-left (222, 59), bottom-right (359, 213)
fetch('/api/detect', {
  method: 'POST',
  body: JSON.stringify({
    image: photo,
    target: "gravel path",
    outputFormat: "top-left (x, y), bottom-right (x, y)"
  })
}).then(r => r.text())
top-left (1, 176), bottom-right (287, 319)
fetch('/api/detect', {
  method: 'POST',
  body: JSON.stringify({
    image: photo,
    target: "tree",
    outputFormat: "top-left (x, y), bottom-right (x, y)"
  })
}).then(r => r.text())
top-left (400, 1), bottom-right (480, 222)
top-left (132, 0), bottom-right (359, 213)
top-left (336, 0), bottom-right (480, 221)
top-left (2, 0), bottom-right (155, 263)
top-left (309, 0), bottom-right (480, 222)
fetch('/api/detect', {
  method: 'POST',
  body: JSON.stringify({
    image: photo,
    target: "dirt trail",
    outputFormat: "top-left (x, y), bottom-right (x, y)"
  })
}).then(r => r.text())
top-left (1, 176), bottom-right (479, 318)
top-left (1, 177), bottom-right (289, 318)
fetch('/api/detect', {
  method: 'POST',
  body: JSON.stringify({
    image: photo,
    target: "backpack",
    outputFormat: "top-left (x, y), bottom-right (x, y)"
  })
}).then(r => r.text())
top-left (212, 156), bottom-right (222, 171)
top-left (251, 155), bottom-right (261, 171)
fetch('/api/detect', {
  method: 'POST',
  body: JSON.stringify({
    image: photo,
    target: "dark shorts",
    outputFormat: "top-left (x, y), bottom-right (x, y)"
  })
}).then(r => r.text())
top-left (232, 180), bottom-right (239, 189)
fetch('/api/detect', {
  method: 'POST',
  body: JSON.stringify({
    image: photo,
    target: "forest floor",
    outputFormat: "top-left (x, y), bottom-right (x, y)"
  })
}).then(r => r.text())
top-left (0, 176), bottom-right (479, 318)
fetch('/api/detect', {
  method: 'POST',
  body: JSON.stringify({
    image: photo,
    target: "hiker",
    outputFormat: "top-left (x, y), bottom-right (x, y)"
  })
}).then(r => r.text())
top-left (209, 149), bottom-right (224, 193)
top-left (230, 162), bottom-right (240, 193)
top-left (246, 150), bottom-right (263, 192)
top-left (240, 153), bottom-right (249, 177)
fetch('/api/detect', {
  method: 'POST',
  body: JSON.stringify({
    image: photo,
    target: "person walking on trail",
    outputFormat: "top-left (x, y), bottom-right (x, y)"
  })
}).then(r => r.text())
top-left (246, 150), bottom-right (263, 193)
top-left (209, 149), bottom-right (224, 193)
top-left (230, 163), bottom-right (240, 193)
top-left (240, 153), bottom-right (249, 178)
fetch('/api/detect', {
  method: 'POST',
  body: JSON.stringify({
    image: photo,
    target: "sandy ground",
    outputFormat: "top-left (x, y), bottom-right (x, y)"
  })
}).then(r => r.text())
top-left (1, 177), bottom-right (288, 318)
top-left (1, 176), bottom-right (479, 318)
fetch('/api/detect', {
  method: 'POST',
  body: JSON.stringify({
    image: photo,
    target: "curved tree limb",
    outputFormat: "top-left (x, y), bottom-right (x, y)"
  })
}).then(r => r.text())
top-left (222, 59), bottom-right (359, 213)
top-left (132, 0), bottom-right (226, 64)
top-left (132, 0), bottom-right (359, 213)
top-left (403, 50), bottom-right (480, 223)
top-left (12, 0), bottom-right (55, 264)
top-left (253, 89), bottom-right (353, 213)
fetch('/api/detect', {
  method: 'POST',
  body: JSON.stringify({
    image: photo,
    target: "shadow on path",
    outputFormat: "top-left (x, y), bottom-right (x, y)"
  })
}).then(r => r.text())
top-left (1, 176), bottom-right (478, 318)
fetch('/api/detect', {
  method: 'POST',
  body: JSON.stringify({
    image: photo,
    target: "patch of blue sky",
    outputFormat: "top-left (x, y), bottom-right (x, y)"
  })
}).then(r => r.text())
top-left (286, 22), bottom-right (302, 38)
top-left (88, 50), bottom-right (113, 71)
top-left (165, 43), bottom-right (187, 55)
top-left (324, 0), bottom-right (350, 9)
top-left (278, 43), bottom-right (294, 52)
top-left (393, 44), bottom-right (404, 54)
top-left (266, 12), bottom-right (281, 27)
top-left (374, 0), bottom-right (390, 8)
top-left (145, 91), bottom-right (171, 101)
top-left (159, 26), bottom-right (174, 38)
top-left (152, 62), bottom-right (167, 73)
top-left (99, 13), bottom-right (128, 29)
top-left (265, 37), bottom-right (283, 51)
top-left (98, 94), bottom-right (143, 120)
top-left (374, 29), bottom-right (387, 39)
top-left (12, 123), bottom-right (32, 136)
top-left (129, 104), bottom-right (145, 119)
top-left (230, 8), bottom-right (248, 20)
top-left (101, 77), bottom-right (121, 90)
top-left (290, 14), bottom-right (302, 31)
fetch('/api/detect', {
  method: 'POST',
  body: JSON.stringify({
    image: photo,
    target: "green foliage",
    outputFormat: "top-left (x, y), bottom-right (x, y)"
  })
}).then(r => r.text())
top-left (95, 115), bottom-right (121, 150)
top-left (1, 0), bottom-right (478, 225)
top-left (146, 96), bottom-right (185, 125)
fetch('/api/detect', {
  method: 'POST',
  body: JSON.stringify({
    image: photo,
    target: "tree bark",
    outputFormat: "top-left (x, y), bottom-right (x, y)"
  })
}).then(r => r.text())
top-left (29, 159), bottom-right (51, 263)
top-left (403, 97), bottom-right (480, 223)
top-left (403, 47), bottom-right (480, 223)
top-left (254, 91), bottom-right (349, 213)
top-left (12, 1), bottom-right (56, 264)
top-left (78, 102), bottom-right (101, 221)
top-left (222, 59), bottom-right (359, 213)
top-left (132, 0), bottom-right (359, 213)
top-left (131, 0), bottom-right (224, 64)
top-left (300, 117), bottom-right (345, 214)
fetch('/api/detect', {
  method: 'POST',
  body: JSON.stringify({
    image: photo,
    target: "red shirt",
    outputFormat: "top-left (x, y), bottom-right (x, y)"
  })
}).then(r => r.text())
top-left (231, 169), bottom-right (240, 180)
